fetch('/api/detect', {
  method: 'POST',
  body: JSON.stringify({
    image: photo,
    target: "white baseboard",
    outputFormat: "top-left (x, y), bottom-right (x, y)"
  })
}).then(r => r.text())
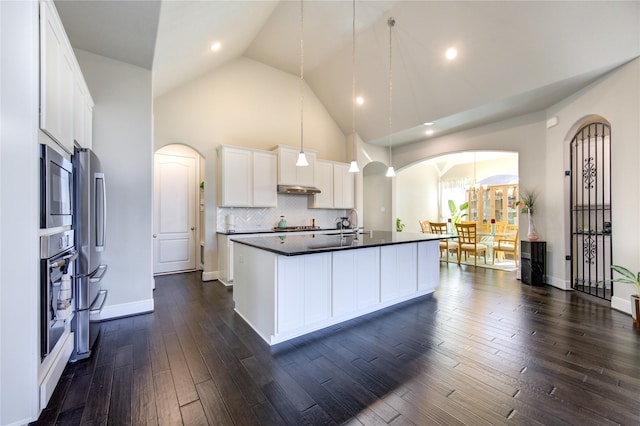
top-left (611, 295), bottom-right (631, 315)
top-left (547, 275), bottom-right (571, 290)
top-left (96, 298), bottom-right (154, 321)
top-left (202, 270), bottom-right (218, 282)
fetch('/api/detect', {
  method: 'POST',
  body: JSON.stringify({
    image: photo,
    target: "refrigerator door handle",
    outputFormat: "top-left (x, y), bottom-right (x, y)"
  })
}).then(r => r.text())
top-left (89, 289), bottom-right (108, 316)
top-left (88, 264), bottom-right (108, 283)
top-left (95, 172), bottom-right (106, 252)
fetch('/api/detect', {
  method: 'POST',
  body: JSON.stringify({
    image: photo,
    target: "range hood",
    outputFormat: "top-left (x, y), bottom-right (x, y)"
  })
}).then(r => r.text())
top-left (277, 184), bottom-right (321, 195)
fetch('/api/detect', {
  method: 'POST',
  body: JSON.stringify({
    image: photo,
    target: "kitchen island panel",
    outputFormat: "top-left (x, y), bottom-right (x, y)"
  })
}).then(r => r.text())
top-left (418, 241), bottom-right (440, 292)
top-left (332, 247), bottom-right (380, 318)
top-left (233, 244), bottom-right (277, 343)
top-left (277, 253), bottom-right (331, 334)
top-left (381, 243), bottom-right (418, 302)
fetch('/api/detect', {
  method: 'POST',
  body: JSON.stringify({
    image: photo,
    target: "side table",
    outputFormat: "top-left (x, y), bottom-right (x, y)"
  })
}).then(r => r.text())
top-left (521, 240), bottom-right (546, 286)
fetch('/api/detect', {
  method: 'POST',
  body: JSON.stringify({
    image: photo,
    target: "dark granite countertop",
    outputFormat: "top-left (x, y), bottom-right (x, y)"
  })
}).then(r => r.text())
top-left (231, 231), bottom-right (450, 256)
top-left (217, 227), bottom-right (340, 236)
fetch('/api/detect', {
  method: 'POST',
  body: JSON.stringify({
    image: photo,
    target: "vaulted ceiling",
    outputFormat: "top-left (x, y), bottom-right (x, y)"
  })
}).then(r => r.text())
top-left (55, 1), bottom-right (640, 147)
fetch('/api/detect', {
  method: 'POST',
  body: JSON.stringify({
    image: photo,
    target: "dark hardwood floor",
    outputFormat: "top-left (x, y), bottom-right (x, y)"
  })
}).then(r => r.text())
top-left (32, 264), bottom-right (640, 425)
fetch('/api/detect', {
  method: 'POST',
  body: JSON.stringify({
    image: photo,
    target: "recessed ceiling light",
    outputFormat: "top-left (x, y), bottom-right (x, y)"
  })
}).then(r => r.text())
top-left (426, 129), bottom-right (434, 136)
top-left (210, 41), bottom-right (221, 52)
top-left (356, 96), bottom-right (364, 105)
top-left (445, 47), bottom-right (457, 60)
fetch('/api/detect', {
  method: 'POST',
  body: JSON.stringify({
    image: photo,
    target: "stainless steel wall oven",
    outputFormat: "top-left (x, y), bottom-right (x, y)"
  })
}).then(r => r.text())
top-left (40, 230), bottom-right (76, 360)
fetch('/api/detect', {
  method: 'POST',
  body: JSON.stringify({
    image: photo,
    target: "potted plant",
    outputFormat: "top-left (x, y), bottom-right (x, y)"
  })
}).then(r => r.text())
top-left (396, 218), bottom-right (406, 232)
top-left (515, 189), bottom-right (539, 241)
top-left (611, 265), bottom-right (640, 327)
top-left (447, 200), bottom-right (468, 224)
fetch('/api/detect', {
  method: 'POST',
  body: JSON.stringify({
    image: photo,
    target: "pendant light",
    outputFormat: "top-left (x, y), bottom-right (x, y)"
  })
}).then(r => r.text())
top-left (348, 0), bottom-right (360, 173)
top-left (385, 17), bottom-right (396, 178)
top-left (296, 0), bottom-right (309, 167)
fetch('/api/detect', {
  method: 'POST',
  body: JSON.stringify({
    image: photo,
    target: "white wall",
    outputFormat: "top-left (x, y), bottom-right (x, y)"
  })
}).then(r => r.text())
top-left (0, 1), bottom-right (40, 424)
top-left (154, 57), bottom-right (346, 160)
top-left (396, 163), bottom-right (439, 233)
top-left (546, 58), bottom-right (640, 309)
top-left (75, 49), bottom-right (154, 318)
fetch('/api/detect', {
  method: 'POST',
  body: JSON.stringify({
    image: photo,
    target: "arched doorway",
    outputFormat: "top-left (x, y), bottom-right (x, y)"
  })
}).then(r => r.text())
top-left (153, 144), bottom-right (204, 274)
top-left (569, 120), bottom-right (612, 300)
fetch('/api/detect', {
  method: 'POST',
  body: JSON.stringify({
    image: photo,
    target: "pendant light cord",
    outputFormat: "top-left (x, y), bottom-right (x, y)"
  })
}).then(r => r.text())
top-left (388, 17), bottom-right (395, 167)
top-left (300, 0), bottom-right (305, 154)
top-left (352, 0), bottom-right (356, 138)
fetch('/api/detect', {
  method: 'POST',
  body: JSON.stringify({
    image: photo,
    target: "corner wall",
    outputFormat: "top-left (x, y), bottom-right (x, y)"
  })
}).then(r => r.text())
top-left (75, 49), bottom-right (154, 318)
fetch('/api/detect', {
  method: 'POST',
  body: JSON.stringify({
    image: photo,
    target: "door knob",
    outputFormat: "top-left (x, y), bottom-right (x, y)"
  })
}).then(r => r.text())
top-left (153, 234), bottom-right (157, 238)
top-left (191, 227), bottom-right (195, 231)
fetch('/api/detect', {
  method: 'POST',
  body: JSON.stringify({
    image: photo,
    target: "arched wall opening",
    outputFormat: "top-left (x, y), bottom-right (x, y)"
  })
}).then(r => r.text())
top-left (395, 151), bottom-right (519, 234)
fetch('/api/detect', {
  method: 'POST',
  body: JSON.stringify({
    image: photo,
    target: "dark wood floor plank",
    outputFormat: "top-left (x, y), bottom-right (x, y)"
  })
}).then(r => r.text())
top-left (79, 362), bottom-right (114, 425)
top-left (108, 365), bottom-right (133, 425)
top-left (163, 332), bottom-right (199, 407)
top-left (33, 267), bottom-right (640, 425)
top-left (195, 379), bottom-right (234, 425)
top-left (149, 329), bottom-right (170, 375)
top-left (179, 400), bottom-right (208, 426)
top-left (153, 370), bottom-right (182, 426)
top-left (132, 365), bottom-right (157, 426)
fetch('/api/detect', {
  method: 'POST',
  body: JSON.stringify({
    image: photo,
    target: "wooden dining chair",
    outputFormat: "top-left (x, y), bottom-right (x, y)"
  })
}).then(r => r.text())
top-left (419, 220), bottom-right (431, 233)
top-left (455, 222), bottom-right (487, 266)
top-left (493, 229), bottom-right (519, 265)
top-left (430, 222), bottom-right (459, 262)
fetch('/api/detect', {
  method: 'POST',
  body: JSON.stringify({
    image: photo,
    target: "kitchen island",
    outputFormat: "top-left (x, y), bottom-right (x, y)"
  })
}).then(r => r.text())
top-left (232, 231), bottom-right (445, 345)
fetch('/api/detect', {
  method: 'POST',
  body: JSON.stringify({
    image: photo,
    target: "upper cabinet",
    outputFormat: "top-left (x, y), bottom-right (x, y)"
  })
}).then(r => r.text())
top-left (218, 145), bottom-right (277, 208)
top-left (309, 160), bottom-right (354, 209)
top-left (333, 162), bottom-right (354, 209)
top-left (73, 73), bottom-right (94, 149)
top-left (310, 160), bottom-right (334, 209)
top-left (40, 0), bottom-right (93, 152)
top-left (274, 145), bottom-right (316, 187)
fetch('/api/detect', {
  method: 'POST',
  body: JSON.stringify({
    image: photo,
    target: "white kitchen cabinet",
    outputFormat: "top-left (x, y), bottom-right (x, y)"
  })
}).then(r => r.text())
top-left (40, 0), bottom-right (75, 153)
top-left (274, 145), bottom-right (316, 187)
top-left (217, 234), bottom-right (234, 286)
top-left (309, 160), bottom-right (333, 208)
top-left (252, 150), bottom-right (278, 207)
top-left (309, 160), bottom-right (354, 209)
top-left (333, 162), bottom-right (354, 209)
top-left (73, 74), bottom-right (93, 149)
top-left (219, 145), bottom-right (277, 207)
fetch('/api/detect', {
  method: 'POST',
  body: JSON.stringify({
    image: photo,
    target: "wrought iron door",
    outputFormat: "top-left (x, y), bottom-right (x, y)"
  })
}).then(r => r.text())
top-left (569, 122), bottom-right (612, 300)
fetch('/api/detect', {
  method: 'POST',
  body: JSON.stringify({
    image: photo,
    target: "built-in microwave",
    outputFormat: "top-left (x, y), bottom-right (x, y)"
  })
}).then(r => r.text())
top-left (40, 144), bottom-right (73, 228)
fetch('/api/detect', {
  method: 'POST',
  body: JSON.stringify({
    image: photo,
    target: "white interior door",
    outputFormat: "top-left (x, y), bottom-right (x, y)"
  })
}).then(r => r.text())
top-left (154, 153), bottom-right (196, 274)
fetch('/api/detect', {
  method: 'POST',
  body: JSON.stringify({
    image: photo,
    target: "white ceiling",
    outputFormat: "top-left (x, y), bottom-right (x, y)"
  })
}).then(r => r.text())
top-left (55, 1), bottom-right (640, 147)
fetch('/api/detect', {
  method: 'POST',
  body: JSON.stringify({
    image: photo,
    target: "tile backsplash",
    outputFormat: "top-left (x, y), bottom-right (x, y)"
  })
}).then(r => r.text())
top-left (217, 194), bottom-right (348, 232)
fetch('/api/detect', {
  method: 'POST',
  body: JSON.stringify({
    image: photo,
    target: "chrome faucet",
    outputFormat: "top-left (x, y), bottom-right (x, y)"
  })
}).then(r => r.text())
top-left (350, 208), bottom-right (359, 231)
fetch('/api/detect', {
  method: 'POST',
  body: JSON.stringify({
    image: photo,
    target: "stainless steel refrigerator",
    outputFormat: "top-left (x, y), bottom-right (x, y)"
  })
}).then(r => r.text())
top-left (71, 147), bottom-right (108, 362)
